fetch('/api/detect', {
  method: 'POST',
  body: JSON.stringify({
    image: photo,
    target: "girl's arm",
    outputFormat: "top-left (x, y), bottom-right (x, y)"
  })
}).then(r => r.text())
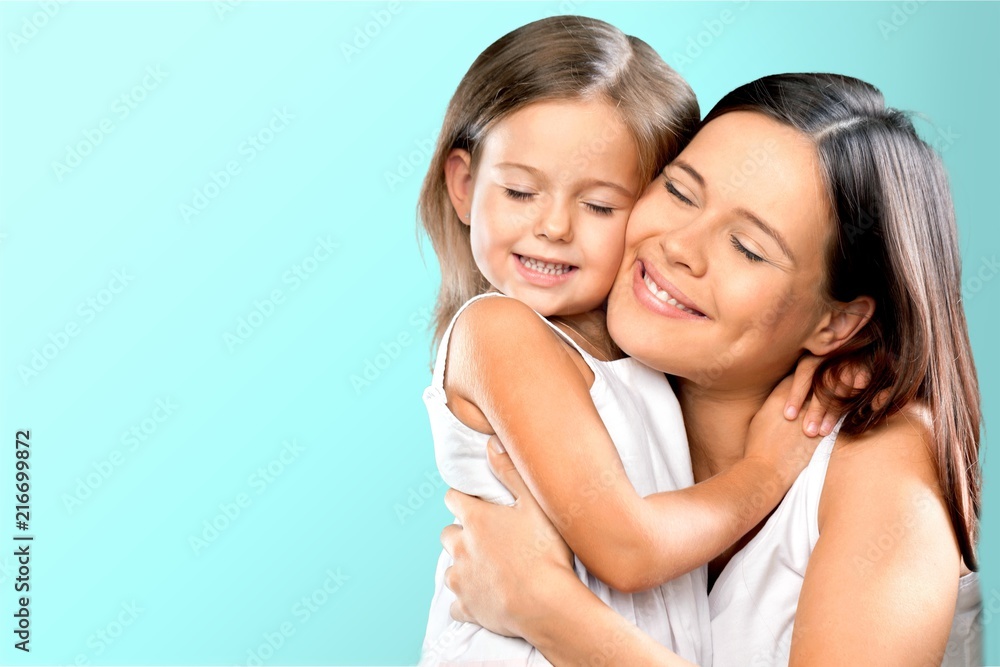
top-left (788, 409), bottom-right (961, 665)
top-left (447, 296), bottom-right (815, 592)
top-left (442, 410), bottom-right (962, 665)
top-left (441, 454), bottom-right (694, 666)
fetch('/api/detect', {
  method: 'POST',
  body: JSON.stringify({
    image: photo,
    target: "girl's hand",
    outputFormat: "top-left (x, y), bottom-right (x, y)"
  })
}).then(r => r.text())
top-left (441, 437), bottom-right (574, 637)
top-left (745, 375), bottom-right (823, 488)
top-left (783, 354), bottom-right (870, 437)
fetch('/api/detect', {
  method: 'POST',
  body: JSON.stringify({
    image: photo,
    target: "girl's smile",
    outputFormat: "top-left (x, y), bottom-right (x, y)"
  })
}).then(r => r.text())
top-left (446, 98), bottom-right (643, 317)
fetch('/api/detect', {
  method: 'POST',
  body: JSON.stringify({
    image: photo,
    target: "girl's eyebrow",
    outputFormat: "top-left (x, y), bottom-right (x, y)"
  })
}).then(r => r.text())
top-left (497, 162), bottom-right (633, 197)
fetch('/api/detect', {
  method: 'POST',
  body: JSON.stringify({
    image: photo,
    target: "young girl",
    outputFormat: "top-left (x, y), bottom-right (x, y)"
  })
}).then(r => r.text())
top-left (417, 16), bottom-right (823, 665)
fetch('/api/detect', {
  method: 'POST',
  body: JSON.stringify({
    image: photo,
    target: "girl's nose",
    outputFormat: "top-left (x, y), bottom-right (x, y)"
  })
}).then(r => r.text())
top-left (534, 201), bottom-right (573, 243)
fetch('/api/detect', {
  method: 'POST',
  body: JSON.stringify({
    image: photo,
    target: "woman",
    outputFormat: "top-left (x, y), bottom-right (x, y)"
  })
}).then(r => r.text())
top-left (440, 73), bottom-right (982, 665)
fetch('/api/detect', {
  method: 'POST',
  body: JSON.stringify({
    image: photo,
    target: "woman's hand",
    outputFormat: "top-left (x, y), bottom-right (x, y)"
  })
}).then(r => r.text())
top-left (441, 441), bottom-right (697, 666)
top-left (441, 437), bottom-right (574, 637)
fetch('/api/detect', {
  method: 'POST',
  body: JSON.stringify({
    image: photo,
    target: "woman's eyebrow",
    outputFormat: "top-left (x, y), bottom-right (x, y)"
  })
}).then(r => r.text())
top-left (736, 207), bottom-right (796, 264)
top-left (670, 160), bottom-right (705, 188)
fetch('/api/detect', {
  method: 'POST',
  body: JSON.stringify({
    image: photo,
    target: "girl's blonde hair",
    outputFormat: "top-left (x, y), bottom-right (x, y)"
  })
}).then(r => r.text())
top-left (418, 15), bottom-right (699, 348)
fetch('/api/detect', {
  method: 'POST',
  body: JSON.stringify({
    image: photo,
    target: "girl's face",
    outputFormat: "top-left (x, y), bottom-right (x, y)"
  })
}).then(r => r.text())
top-left (451, 99), bottom-right (643, 317)
top-left (607, 111), bottom-right (839, 390)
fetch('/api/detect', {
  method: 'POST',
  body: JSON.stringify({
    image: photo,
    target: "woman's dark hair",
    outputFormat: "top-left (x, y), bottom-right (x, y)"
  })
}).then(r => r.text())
top-left (705, 73), bottom-right (981, 569)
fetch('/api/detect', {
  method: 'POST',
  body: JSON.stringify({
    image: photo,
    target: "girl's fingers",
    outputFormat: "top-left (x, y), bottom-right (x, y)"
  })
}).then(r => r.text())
top-left (820, 412), bottom-right (838, 437)
top-left (802, 397), bottom-right (825, 437)
top-left (785, 354), bottom-right (822, 419)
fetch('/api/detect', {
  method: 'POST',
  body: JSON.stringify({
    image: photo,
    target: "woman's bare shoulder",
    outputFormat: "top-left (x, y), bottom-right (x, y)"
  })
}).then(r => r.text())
top-left (819, 403), bottom-right (945, 529)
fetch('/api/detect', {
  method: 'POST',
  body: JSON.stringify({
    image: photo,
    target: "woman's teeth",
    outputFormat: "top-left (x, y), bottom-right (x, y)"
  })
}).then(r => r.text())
top-left (519, 255), bottom-right (572, 275)
top-left (643, 271), bottom-right (700, 315)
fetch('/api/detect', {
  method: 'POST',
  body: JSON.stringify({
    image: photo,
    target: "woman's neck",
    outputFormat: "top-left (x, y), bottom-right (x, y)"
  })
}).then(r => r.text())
top-left (676, 379), bottom-right (772, 483)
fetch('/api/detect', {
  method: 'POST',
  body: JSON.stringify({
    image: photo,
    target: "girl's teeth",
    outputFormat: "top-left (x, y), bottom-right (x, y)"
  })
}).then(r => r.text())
top-left (519, 255), bottom-right (572, 275)
top-left (643, 271), bottom-right (698, 315)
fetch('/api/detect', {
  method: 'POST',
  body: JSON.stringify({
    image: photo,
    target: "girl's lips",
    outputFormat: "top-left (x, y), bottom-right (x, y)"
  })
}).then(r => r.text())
top-left (631, 260), bottom-right (709, 321)
top-left (512, 253), bottom-right (577, 287)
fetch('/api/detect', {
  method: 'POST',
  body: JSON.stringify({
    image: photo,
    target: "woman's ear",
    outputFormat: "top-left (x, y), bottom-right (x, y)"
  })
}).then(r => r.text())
top-left (805, 296), bottom-right (876, 356)
top-left (444, 148), bottom-right (474, 227)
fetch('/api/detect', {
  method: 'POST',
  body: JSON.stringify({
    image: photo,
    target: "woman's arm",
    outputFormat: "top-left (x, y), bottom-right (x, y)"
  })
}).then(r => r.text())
top-left (447, 296), bottom-right (817, 591)
top-left (442, 451), bottom-right (695, 666)
top-left (789, 410), bottom-right (961, 665)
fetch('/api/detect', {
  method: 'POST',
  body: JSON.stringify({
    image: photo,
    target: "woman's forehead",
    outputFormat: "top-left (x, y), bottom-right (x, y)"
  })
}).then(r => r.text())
top-left (677, 112), bottom-right (834, 258)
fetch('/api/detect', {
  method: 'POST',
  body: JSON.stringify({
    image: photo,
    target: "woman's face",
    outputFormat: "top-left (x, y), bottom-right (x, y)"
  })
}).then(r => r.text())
top-left (607, 111), bottom-right (837, 391)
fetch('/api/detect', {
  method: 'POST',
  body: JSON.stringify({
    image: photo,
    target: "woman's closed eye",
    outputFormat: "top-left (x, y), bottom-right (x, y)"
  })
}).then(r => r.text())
top-left (664, 178), bottom-right (694, 206)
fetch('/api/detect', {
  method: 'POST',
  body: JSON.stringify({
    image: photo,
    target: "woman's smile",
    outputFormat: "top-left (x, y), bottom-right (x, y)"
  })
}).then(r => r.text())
top-left (635, 259), bottom-right (708, 319)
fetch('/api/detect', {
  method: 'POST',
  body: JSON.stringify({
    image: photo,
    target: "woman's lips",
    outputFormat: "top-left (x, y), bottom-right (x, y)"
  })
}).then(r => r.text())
top-left (513, 253), bottom-right (577, 286)
top-left (632, 260), bottom-right (708, 320)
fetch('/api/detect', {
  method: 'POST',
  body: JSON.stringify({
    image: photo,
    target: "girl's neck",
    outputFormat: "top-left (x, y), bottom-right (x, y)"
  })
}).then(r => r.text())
top-left (675, 379), bottom-right (771, 483)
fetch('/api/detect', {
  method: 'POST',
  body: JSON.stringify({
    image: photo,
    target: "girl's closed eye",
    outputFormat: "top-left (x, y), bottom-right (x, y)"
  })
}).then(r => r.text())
top-left (730, 236), bottom-right (765, 263)
top-left (584, 201), bottom-right (615, 216)
top-left (504, 187), bottom-right (535, 201)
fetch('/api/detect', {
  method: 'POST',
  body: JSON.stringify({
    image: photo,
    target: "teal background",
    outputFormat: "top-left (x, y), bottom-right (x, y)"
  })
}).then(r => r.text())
top-left (0, 1), bottom-right (996, 664)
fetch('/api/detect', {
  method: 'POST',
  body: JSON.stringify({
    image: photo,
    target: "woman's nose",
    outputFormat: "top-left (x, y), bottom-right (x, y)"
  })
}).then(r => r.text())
top-left (660, 218), bottom-right (707, 276)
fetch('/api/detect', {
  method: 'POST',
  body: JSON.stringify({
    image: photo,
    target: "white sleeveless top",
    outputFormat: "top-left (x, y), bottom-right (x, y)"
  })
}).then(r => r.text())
top-left (710, 421), bottom-right (983, 666)
top-left (420, 293), bottom-right (711, 666)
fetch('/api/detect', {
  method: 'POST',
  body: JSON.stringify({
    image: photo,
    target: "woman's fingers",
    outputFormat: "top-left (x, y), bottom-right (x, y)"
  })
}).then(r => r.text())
top-left (486, 436), bottom-right (531, 501)
top-left (450, 598), bottom-right (472, 623)
top-left (444, 488), bottom-right (478, 523)
top-left (440, 523), bottom-right (462, 557)
top-left (784, 354), bottom-right (822, 419)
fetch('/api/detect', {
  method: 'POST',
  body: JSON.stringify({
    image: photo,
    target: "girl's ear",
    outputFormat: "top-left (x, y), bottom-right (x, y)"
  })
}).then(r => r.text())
top-left (444, 148), bottom-right (474, 227)
top-left (804, 296), bottom-right (876, 356)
